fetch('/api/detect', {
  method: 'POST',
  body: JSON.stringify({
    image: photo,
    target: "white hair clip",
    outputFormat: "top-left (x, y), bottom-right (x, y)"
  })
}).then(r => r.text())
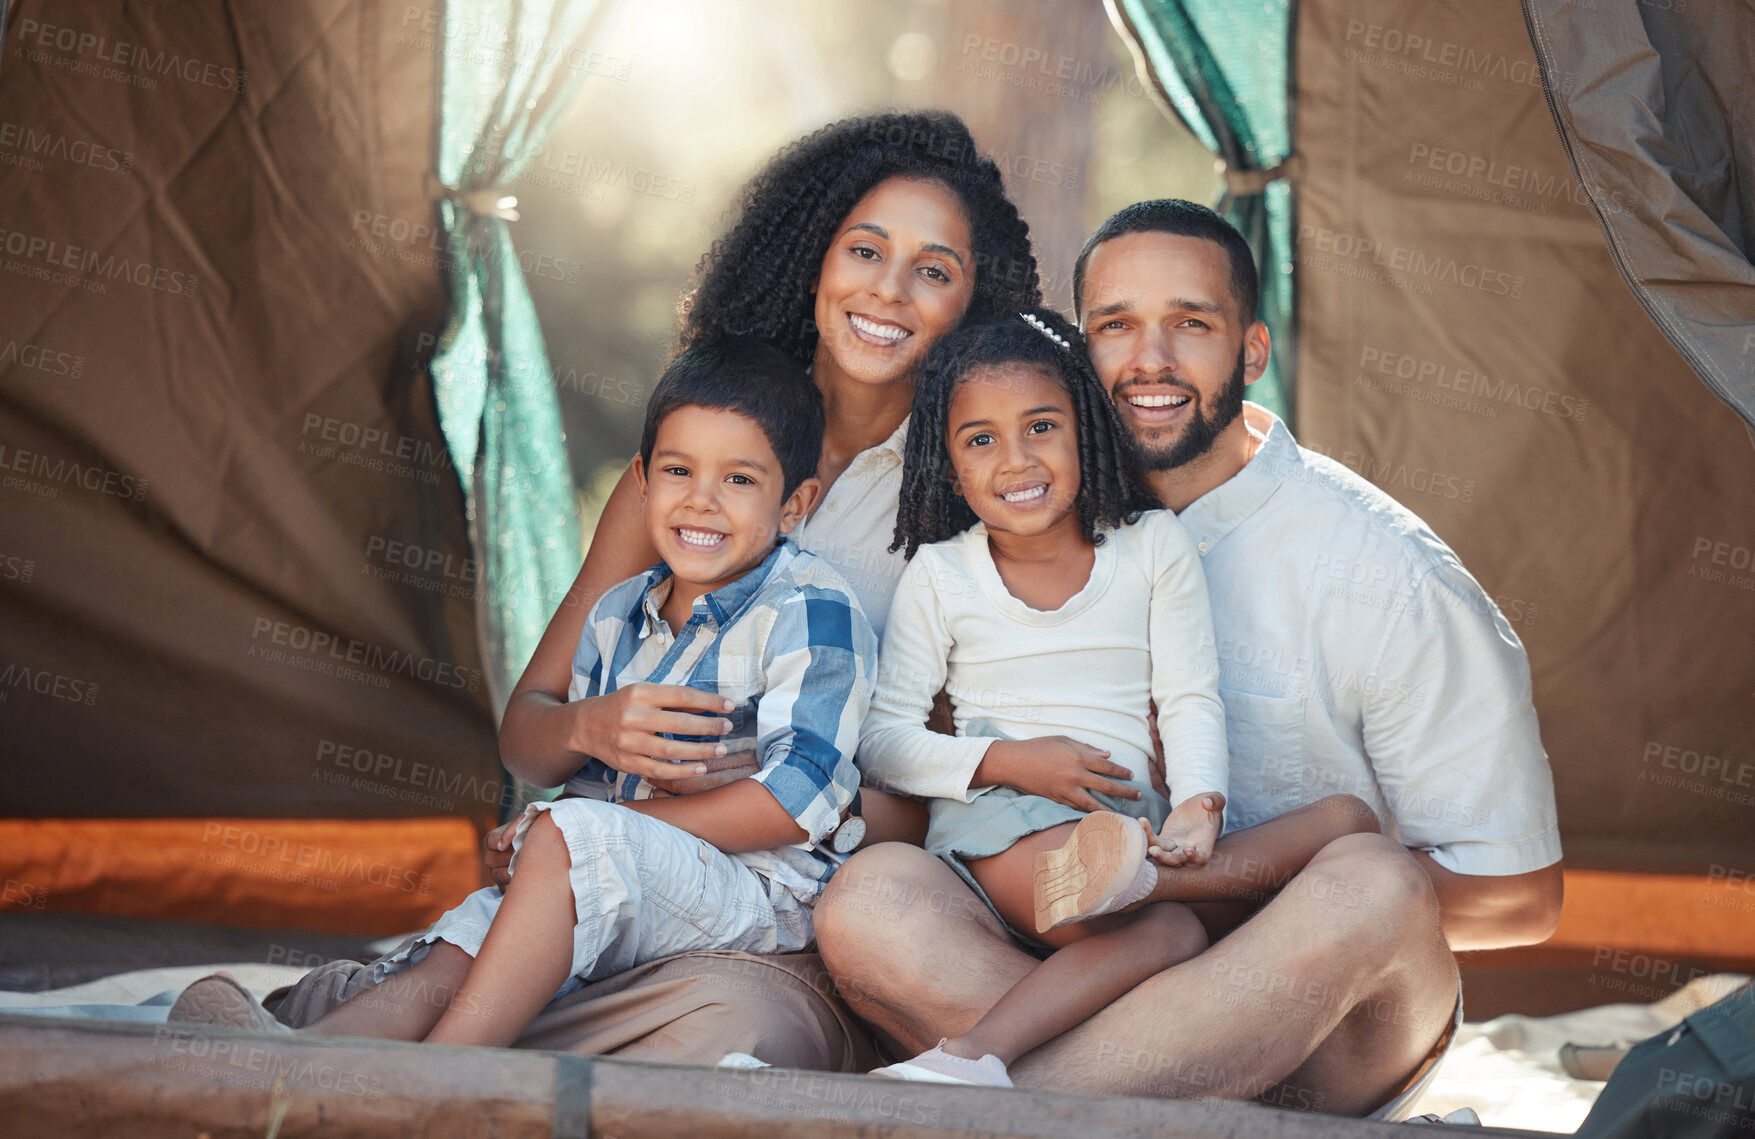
top-left (1018, 311), bottom-right (1072, 351)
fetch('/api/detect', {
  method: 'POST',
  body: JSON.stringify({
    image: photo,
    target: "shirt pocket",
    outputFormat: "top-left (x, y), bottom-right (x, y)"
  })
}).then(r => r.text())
top-left (1218, 688), bottom-right (1307, 832)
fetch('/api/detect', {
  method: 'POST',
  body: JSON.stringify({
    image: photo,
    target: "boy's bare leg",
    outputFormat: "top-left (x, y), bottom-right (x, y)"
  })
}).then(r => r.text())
top-left (425, 811), bottom-right (578, 1048)
top-left (815, 831), bottom-right (1457, 1115)
top-left (300, 941), bottom-right (473, 1040)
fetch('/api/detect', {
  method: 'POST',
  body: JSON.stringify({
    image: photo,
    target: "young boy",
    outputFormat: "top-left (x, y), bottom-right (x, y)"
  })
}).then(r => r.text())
top-left (170, 339), bottom-right (876, 1046)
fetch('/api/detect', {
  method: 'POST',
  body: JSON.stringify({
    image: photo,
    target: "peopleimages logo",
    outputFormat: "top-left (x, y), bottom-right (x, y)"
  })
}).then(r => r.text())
top-left (13, 19), bottom-right (247, 93)
top-left (0, 227), bottom-right (199, 298)
top-left (0, 121), bottom-right (134, 175)
top-left (1299, 225), bottom-right (1525, 299)
top-left (1356, 346), bottom-right (1589, 422)
top-left (248, 618), bottom-right (483, 693)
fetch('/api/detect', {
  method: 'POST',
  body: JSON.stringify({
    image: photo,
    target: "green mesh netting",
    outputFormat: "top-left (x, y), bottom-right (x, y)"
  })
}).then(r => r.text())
top-left (429, 1), bottom-right (618, 728)
top-left (1112, 0), bottom-right (1296, 422)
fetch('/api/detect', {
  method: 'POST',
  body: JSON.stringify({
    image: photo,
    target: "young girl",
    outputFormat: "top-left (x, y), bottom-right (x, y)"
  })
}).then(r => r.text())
top-left (859, 308), bottom-right (1378, 1086)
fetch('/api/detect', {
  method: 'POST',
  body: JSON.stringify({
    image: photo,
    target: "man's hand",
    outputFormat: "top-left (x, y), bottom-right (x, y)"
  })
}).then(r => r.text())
top-left (482, 821), bottom-right (515, 890)
top-left (577, 682), bottom-right (737, 782)
top-left (1145, 698), bottom-right (1171, 801)
top-left (1150, 792), bottom-right (1225, 867)
top-left (979, 736), bottom-right (1141, 812)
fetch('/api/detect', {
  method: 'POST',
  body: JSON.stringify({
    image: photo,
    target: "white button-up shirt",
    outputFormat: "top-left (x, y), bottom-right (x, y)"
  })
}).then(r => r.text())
top-left (791, 416), bottom-right (911, 639)
top-left (1183, 404), bottom-right (1561, 877)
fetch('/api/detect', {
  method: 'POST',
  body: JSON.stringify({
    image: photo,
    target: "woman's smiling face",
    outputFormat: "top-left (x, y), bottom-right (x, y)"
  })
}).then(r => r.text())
top-left (813, 176), bottom-right (977, 387)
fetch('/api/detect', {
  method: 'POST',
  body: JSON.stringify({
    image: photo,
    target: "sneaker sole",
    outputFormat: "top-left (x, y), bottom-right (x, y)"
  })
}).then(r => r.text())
top-left (869, 1062), bottom-right (977, 1084)
top-left (1032, 812), bottom-right (1147, 933)
top-left (166, 974), bottom-right (289, 1033)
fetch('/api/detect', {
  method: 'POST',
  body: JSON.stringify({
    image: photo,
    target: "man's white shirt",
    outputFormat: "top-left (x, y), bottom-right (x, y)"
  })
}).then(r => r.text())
top-left (1178, 403), bottom-right (1560, 877)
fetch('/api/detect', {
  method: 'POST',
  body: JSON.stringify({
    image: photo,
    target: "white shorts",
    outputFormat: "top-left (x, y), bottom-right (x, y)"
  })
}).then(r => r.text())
top-left (1365, 981), bottom-right (1465, 1121)
top-left (374, 798), bottom-right (813, 998)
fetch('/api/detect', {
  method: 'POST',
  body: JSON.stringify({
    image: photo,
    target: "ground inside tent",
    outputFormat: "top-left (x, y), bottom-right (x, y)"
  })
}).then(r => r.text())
top-left (2, 914), bottom-right (1744, 1132)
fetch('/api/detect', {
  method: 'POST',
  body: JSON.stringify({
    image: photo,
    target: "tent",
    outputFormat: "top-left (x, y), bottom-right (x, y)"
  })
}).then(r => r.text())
top-left (2, 0), bottom-right (1752, 1133)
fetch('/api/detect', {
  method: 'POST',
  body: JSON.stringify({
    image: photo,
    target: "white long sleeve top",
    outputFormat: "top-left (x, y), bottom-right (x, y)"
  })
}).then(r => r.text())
top-left (858, 510), bottom-right (1228, 811)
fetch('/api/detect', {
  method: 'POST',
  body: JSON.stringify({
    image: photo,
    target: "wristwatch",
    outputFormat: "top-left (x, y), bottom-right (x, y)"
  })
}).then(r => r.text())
top-left (829, 791), bottom-right (866, 854)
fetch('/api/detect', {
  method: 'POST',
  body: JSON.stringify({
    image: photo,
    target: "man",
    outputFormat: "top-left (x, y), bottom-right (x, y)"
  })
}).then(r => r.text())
top-left (812, 200), bottom-right (1564, 1120)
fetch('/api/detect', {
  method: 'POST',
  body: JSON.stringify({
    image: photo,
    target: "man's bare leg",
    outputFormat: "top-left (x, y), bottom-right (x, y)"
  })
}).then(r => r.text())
top-left (815, 832), bottom-right (1458, 1115)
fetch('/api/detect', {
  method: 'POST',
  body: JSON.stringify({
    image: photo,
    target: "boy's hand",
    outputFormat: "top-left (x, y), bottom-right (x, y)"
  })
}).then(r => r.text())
top-left (1150, 793), bottom-right (1225, 868)
top-left (578, 682), bottom-right (737, 782)
top-left (984, 736), bottom-right (1141, 813)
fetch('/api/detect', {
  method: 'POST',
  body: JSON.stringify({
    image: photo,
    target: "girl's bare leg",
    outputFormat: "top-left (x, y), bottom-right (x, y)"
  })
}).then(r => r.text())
top-left (1133, 793), bottom-right (1382, 908)
top-left (300, 941), bottom-right (474, 1040)
top-left (424, 811), bottom-right (579, 1047)
top-left (934, 831), bottom-right (1206, 1064)
top-left (945, 900), bottom-right (1205, 1064)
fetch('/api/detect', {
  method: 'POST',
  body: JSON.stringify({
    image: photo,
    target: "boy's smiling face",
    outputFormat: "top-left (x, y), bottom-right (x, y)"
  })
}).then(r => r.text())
top-left (634, 405), bottom-right (818, 595)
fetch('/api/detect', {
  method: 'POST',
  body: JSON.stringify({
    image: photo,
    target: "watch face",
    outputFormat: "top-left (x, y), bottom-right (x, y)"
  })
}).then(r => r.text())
top-left (830, 815), bottom-right (867, 855)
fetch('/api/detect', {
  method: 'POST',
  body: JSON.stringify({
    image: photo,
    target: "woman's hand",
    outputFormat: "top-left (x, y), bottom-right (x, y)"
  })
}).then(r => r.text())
top-left (482, 821), bottom-right (516, 890)
top-left (977, 736), bottom-right (1141, 812)
top-left (645, 752), bottom-right (761, 796)
top-left (573, 682), bottom-right (738, 783)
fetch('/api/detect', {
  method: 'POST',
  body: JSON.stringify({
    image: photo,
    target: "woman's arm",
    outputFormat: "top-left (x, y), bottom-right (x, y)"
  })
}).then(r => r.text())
top-left (497, 460), bottom-right (731, 789)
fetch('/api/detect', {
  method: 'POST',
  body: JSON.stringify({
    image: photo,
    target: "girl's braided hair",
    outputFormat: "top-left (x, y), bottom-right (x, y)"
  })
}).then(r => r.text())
top-left (892, 307), bottom-right (1156, 559)
top-left (678, 110), bottom-right (1041, 364)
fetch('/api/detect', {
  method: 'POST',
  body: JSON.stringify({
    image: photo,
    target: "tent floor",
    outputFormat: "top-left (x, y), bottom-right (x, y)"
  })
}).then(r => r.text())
top-left (0, 912), bottom-right (376, 992)
top-left (8, 910), bottom-right (1752, 1022)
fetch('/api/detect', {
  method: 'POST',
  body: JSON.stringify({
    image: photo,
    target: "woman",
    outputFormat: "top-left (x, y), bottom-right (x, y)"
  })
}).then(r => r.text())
top-left (491, 110), bottom-right (1044, 842)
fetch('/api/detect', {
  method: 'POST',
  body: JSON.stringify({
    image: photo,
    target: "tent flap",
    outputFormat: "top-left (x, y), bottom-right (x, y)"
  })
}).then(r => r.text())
top-left (1522, 0), bottom-right (1755, 429)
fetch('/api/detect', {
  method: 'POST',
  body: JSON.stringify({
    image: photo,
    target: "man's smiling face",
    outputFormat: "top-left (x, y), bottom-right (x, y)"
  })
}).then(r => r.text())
top-left (1079, 232), bottom-right (1256, 471)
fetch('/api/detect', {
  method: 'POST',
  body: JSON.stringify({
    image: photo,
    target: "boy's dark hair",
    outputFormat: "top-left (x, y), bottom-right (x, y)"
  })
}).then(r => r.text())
top-left (639, 339), bottom-right (824, 498)
top-left (679, 110), bottom-right (1042, 365)
top-left (1072, 199), bottom-right (1259, 325)
top-left (892, 307), bottom-right (1155, 559)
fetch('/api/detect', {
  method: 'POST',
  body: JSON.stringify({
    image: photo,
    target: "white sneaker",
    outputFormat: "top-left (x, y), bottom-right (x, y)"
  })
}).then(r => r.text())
top-left (870, 1040), bottom-right (1012, 1087)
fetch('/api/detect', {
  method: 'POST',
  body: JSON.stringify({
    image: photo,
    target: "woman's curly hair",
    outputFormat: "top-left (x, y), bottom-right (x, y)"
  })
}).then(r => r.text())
top-left (892, 307), bottom-right (1156, 559)
top-left (678, 110), bottom-right (1041, 365)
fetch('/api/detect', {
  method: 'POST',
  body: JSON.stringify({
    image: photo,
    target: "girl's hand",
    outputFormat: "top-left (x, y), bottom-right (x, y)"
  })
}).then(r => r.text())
top-left (573, 682), bottom-right (737, 783)
top-left (1151, 792), bottom-right (1226, 868)
top-left (982, 736), bottom-right (1141, 812)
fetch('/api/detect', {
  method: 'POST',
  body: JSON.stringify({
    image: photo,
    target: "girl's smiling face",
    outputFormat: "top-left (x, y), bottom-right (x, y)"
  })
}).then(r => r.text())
top-left (946, 364), bottom-right (1083, 539)
top-left (813, 176), bottom-right (976, 387)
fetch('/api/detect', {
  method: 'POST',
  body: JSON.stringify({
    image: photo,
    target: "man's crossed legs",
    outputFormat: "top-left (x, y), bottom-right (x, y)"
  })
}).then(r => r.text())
top-left (814, 832), bottom-right (1459, 1118)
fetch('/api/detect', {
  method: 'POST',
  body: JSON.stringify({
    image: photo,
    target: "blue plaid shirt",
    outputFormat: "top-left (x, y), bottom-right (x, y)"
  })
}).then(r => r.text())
top-left (563, 539), bottom-right (875, 903)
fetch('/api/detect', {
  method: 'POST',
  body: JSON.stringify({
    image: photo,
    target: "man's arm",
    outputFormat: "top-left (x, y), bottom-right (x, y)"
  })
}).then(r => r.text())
top-left (621, 779), bottom-right (805, 853)
top-left (1413, 853), bottom-right (1564, 951)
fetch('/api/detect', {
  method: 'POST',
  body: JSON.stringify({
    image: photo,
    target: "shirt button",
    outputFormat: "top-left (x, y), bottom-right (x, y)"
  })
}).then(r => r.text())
top-left (1198, 540), bottom-right (1210, 554)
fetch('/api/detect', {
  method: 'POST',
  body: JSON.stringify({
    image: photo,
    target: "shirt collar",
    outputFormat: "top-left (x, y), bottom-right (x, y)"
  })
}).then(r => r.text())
top-left (1176, 402), bottom-right (1299, 555)
top-left (638, 537), bottom-right (797, 635)
top-left (845, 415), bottom-right (907, 472)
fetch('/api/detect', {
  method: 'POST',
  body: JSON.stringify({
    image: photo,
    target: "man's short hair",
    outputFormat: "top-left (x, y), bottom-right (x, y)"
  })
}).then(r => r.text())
top-left (640, 339), bottom-right (824, 497)
top-left (1073, 199), bottom-right (1260, 326)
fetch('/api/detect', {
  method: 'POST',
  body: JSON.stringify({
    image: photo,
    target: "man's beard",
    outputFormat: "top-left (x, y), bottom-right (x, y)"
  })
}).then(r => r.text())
top-left (1121, 347), bottom-right (1247, 472)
